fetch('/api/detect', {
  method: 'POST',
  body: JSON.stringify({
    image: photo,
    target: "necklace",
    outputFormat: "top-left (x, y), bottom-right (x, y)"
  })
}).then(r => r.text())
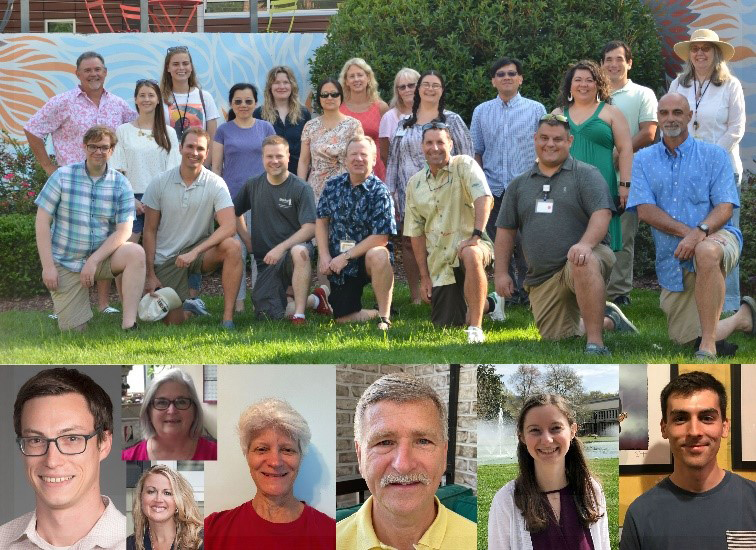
top-left (135, 121), bottom-right (154, 139)
top-left (148, 524), bottom-right (177, 550)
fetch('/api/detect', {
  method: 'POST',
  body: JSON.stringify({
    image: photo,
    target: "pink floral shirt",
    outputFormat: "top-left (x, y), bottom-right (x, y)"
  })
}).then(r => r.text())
top-left (24, 87), bottom-right (137, 167)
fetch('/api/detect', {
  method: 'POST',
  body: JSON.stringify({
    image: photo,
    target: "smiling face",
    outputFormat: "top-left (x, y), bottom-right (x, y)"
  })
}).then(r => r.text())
top-left (263, 143), bottom-right (289, 179)
top-left (520, 404), bottom-right (577, 466)
top-left (601, 47), bottom-right (632, 85)
top-left (84, 135), bottom-right (114, 173)
top-left (168, 53), bottom-right (192, 85)
top-left (346, 139), bottom-right (376, 181)
top-left (570, 68), bottom-right (598, 102)
top-left (149, 380), bottom-right (195, 440)
top-left (231, 87), bottom-right (256, 120)
top-left (689, 42), bottom-right (715, 76)
top-left (21, 393), bottom-right (110, 514)
top-left (396, 75), bottom-right (417, 107)
top-left (271, 71), bottom-right (293, 101)
top-left (318, 82), bottom-right (342, 112)
top-left (422, 128), bottom-right (452, 171)
top-left (662, 389), bottom-right (729, 472)
top-left (345, 64), bottom-right (368, 95)
top-left (76, 57), bottom-right (107, 94)
top-left (492, 63), bottom-right (523, 99)
top-left (534, 122), bottom-right (573, 168)
top-left (135, 84), bottom-right (159, 115)
top-left (418, 74), bottom-right (443, 107)
top-left (246, 427), bottom-right (301, 499)
top-left (658, 93), bottom-right (692, 140)
top-left (141, 473), bottom-right (177, 524)
top-left (356, 399), bottom-right (447, 522)
top-left (180, 133), bottom-right (208, 170)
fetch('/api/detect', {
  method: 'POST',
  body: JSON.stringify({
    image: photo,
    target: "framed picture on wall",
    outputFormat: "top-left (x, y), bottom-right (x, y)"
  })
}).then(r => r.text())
top-left (619, 364), bottom-right (678, 475)
top-left (731, 364), bottom-right (756, 469)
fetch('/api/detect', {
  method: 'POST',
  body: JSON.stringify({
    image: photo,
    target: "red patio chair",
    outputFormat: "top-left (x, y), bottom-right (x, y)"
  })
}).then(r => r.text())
top-left (120, 3), bottom-right (141, 31)
top-left (84, 0), bottom-right (116, 32)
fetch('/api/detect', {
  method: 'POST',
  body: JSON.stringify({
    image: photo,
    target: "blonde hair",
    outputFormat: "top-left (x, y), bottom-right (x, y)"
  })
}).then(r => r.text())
top-left (338, 57), bottom-right (382, 104)
top-left (132, 465), bottom-right (203, 550)
top-left (389, 67), bottom-right (420, 110)
top-left (260, 66), bottom-right (306, 126)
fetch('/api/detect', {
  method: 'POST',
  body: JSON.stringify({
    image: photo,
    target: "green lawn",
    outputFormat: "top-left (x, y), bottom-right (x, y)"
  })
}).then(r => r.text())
top-left (1, 287), bottom-right (754, 363)
top-left (478, 458), bottom-right (619, 550)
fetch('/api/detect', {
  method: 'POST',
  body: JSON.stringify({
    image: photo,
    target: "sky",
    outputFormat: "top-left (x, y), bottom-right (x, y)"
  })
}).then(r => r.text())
top-left (493, 364), bottom-right (619, 394)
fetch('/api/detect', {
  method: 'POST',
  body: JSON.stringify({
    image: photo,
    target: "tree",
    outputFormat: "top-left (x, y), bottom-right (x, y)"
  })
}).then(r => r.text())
top-left (507, 364), bottom-right (542, 401)
top-left (309, 0), bottom-right (665, 123)
top-left (543, 364), bottom-right (585, 403)
top-left (477, 364), bottom-right (503, 420)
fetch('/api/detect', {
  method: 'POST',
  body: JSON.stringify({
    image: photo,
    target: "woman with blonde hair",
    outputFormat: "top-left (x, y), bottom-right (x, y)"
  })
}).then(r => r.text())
top-left (338, 58), bottom-right (389, 180)
top-left (378, 67), bottom-right (420, 165)
top-left (128, 464), bottom-right (204, 550)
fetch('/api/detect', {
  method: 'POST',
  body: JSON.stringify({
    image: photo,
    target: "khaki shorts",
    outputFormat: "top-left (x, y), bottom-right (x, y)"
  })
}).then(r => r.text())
top-left (155, 249), bottom-right (209, 302)
top-left (51, 256), bottom-right (115, 330)
top-left (661, 229), bottom-right (740, 344)
top-left (526, 244), bottom-right (615, 340)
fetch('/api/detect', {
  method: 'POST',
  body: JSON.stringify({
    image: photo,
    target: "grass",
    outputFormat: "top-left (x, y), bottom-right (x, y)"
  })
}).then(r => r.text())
top-left (478, 458), bottom-right (619, 550)
top-left (1, 286), bottom-right (754, 363)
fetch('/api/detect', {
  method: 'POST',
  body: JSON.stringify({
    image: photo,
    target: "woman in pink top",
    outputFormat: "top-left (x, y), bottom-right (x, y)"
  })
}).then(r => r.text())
top-left (338, 58), bottom-right (389, 181)
top-left (122, 368), bottom-right (217, 461)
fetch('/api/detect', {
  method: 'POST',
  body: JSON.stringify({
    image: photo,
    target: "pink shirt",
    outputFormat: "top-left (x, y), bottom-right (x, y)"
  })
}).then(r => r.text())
top-left (24, 87), bottom-right (137, 166)
top-left (121, 436), bottom-right (217, 460)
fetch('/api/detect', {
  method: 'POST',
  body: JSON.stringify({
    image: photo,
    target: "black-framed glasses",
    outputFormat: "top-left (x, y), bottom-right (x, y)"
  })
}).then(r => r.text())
top-left (421, 121), bottom-right (449, 132)
top-left (419, 82), bottom-right (443, 90)
top-left (152, 397), bottom-right (193, 410)
top-left (167, 46), bottom-right (189, 53)
top-left (232, 99), bottom-right (255, 105)
top-left (17, 428), bottom-right (102, 456)
top-left (540, 113), bottom-right (568, 123)
top-left (319, 92), bottom-right (341, 99)
top-left (495, 70), bottom-right (519, 78)
top-left (397, 82), bottom-right (416, 91)
top-left (86, 144), bottom-right (113, 153)
top-left (136, 79), bottom-right (159, 86)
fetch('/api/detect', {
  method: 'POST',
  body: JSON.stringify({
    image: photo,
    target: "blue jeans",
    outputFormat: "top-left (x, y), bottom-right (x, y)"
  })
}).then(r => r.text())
top-left (724, 173), bottom-right (741, 312)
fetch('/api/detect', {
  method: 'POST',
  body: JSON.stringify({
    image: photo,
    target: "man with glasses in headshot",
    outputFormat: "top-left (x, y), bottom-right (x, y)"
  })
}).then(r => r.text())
top-left (34, 125), bottom-right (145, 331)
top-left (404, 121), bottom-right (503, 344)
top-left (470, 57), bottom-right (546, 308)
top-left (0, 367), bottom-right (127, 549)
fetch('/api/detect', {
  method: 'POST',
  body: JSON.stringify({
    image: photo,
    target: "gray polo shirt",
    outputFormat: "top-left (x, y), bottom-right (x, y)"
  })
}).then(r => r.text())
top-left (143, 166), bottom-right (234, 265)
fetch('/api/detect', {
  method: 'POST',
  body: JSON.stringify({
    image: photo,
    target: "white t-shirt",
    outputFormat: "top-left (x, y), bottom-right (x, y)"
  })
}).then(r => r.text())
top-left (378, 107), bottom-right (404, 140)
top-left (163, 88), bottom-right (220, 136)
top-left (111, 122), bottom-right (181, 193)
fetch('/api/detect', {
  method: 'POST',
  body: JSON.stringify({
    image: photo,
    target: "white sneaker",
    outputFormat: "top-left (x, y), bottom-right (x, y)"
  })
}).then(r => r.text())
top-left (465, 326), bottom-right (485, 344)
top-left (488, 292), bottom-right (506, 321)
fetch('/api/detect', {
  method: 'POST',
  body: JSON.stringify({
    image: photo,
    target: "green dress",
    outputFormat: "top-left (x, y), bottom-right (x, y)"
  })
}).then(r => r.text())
top-left (565, 102), bottom-right (621, 251)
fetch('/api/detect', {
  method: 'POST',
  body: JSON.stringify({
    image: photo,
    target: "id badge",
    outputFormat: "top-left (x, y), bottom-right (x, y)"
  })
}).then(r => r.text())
top-left (339, 240), bottom-right (356, 253)
top-left (394, 126), bottom-right (407, 137)
top-left (536, 199), bottom-right (554, 213)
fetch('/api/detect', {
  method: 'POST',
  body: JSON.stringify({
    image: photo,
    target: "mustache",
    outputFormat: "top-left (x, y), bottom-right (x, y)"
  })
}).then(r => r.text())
top-left (380, 473), bottom-right (431, 488)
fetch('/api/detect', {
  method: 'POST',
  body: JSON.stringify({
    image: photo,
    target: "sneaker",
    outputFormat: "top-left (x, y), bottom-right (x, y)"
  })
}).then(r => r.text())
top-left (488, 292), bottom-right (506, 322)
top-left (48, 313), bottom-right (58, 320)
top-left (585, 343), bottom-right (611, 356)
top-left (291, 316), bottom-right (307, 326)
top-left (220, 320), bottom-right (235, 330)
top-left (313, 287), bottom-right (333, 316)
top-left (693, 349), bottom-right (717, 361)
top-left (183, 298), bottom-right (210, 316)
top-left (465, 326), bottom-right (485, 344)
top-left (100, 306), bottom-right (120, 314)
top-left (612, 295), bottom-right (631, 306)
top-left (604, 302), bottom-right (638, 333)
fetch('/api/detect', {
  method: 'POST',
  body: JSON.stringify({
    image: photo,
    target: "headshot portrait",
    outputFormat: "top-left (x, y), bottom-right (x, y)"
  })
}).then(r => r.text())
top-left (122, 365), bottom-right (218, 461)
top-left (336, 365), bottom-right (478, 550)
top-left (478, 364), bottom-right (619, 550)
top-left (204, 364), bottom-right (336, 549)
top-left (0, 365), bottom-right (126, 549)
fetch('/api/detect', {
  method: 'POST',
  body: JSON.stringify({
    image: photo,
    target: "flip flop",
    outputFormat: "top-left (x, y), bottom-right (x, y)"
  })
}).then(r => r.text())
top-left (694, 349), bottom-right (717, 361)
top-left (741, 296), bottom-right (756, 335)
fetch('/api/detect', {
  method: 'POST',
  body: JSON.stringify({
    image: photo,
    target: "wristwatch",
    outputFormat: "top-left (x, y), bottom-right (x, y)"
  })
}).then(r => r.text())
top-left (696, 223), bottom-right (710, 236)
top-left (472, 229), bottom-right (483, 238)
top-left (618, 181), bottom-right (631, 188)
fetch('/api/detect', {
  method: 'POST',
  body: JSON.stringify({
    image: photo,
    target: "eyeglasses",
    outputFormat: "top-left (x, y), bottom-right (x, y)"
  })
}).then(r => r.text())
top-left (540, 113), bottom-right (568, 123)
top-left (495, 70), bottom-right (519, 78)
top-left (152, 397), bottom-right (193, 410)
top-left (86, 144), bottom-right (113, 153)
top-left (420, 82), bottom-right (443, 90)
top-left (17, 428), bottom-right (102, 456)
top-left (397, 82), bottom-right (416, 91)
top-left (319, 92), bottom-right (341, 99)
top-left (689, 44), bottom-right (712, 53)
top-left (167, 46), bottom-right (189, 53)
top-left (233, 99), bottom-right (255, 105)
top-left (421, 121), bottom-right (449, 132)
top-left (136, 79), bottom-right (159, 86)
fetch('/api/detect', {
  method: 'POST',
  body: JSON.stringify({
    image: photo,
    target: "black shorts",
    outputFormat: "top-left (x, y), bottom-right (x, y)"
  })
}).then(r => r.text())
top-left (133, 193), bottom-right (145, 234)
top-left (430, 266), bottom-right (467, 327)
top-left (330, 257), bottom-right (370, 319)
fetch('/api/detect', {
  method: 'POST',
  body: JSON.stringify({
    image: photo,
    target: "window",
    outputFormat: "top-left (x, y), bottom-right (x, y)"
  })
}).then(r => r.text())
top-left (45, 19), bottom-right (75, 32)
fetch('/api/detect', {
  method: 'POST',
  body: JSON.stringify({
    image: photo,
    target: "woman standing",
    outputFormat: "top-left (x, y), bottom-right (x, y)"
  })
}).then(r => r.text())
top-left (112, 79), bottom-right (180, 243)
top-left (385, 70), bottom-right (473, 304)
top-left (212, 83), bottom-right (276, 313)
top-left (254, 66), bottom-right (312, 174)
top-left (297, 78), bottom-right (362, 201)
top-left (338, 58), bottom-right (389, 180)
top-left (669, 29), bottom-right (746, 311)
top-left (488, 394), bottom-right (610, 550)
top-left (378, 67), bottom-right (420, 166)
top-left (554, 60), bottom-right (633, 252)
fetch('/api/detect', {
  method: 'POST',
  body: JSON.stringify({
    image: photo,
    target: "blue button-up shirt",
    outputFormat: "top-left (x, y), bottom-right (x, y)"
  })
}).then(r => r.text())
top-left (316, 173), bottom-right (396, 285)
top-left (470, 93), bottom-right (546, 196)
top-left (627, 136), bottom-right (741, 291)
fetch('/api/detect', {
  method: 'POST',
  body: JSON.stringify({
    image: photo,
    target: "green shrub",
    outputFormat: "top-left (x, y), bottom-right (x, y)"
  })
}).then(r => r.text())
top-left (0, 214), bottom-right (45, 297)
top-left (0, 130), bottom-right (49, 215)
top-left (740, 173), bottom-right (754, 295)
top-left (309, 0), bottom-right (665, 122)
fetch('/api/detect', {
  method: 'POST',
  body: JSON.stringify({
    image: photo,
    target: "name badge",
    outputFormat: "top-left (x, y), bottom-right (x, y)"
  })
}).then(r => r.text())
top-left (536, 199), bottom-right (554, 214)
top-left (339, 240), bottom-right (356, 253)
top-left (394, 126), bottom-right (407, 138)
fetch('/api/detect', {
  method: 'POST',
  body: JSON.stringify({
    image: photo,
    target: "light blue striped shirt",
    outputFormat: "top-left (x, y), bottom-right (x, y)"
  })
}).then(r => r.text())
top-left (470, 93), bottom-right (546, 196)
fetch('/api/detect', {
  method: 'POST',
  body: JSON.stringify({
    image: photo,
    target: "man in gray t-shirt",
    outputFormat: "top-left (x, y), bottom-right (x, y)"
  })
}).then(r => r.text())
top-left (621, 371), bottom-right (756, 550)
top-left (495, 115), bottom-right (637, 355)
top-left (234, 136), bottom-right (323, 321)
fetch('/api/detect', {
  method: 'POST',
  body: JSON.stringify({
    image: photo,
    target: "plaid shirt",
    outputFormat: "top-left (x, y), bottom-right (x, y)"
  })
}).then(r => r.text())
top-left (35, 162), bottom-right (134, 272)
top-left (316, 173), bottom-right (396, 285)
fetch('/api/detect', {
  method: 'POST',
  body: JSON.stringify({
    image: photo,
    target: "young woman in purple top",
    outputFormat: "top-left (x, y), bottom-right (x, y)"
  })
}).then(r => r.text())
top-left (488, 394), bottom-right (610, 550)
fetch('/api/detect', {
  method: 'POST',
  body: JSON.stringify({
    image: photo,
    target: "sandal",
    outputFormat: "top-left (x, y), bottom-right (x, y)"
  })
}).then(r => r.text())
top-left (377, 316), bottom-right (391, 331)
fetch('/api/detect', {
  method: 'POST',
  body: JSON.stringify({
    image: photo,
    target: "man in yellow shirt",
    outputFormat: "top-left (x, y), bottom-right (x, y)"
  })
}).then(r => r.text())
top-left (336, 373), bottom-right (476, 550)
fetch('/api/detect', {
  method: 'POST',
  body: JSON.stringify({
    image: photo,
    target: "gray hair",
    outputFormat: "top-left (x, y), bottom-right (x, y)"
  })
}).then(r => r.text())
top-left (237, 398), bottom-right (311, 455)
top-left (76, 51), bottom-right (105, 70)
top-left (346, 134), bottom-right (376, 156)
top-left (389, 67), bottom-right (420, 110)
top-left (354, 373), bottom-right (448, 444)
top-left (140, 368), bottom-right (204, 440)
top-left (677, 43), bottom-right (732, 87)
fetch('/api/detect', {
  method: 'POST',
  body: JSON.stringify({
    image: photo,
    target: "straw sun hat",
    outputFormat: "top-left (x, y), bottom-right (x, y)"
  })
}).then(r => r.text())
top-left (673, 28), bottom-right (735, 61)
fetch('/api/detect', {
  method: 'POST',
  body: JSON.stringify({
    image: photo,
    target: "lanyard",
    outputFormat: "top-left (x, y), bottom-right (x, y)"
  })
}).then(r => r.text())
top-left (692, 78), bottom-right (711, 131)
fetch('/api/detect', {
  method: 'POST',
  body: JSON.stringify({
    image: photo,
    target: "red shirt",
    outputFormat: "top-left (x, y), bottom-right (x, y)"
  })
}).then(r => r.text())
top-left (205, 500), bottom-right (335, 549)
top-left (121, 437), bottom-right (217, 460)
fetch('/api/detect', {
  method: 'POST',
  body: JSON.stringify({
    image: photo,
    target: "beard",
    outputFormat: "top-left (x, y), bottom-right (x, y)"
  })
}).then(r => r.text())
top-left (663, 123), bottom-right (683, 137)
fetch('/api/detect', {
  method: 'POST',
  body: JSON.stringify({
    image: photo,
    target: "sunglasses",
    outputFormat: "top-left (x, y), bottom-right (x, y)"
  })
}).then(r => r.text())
top-left (233, 99), bottom-right (255, 105)
top-left (136, 78), bottom-right (159, 86)
top-left (319, 92), bottom-right (341, 99)
top-left (495, 70), bottom-right (519, 78)
top-left (167, 45), bottom-right (189, 53)
top-left (689, 44), bottom-right (712, 53)
top-left (397, 82), bottom-right (417, 91)
top-left (540, 113), bottom-right (568, 123)
top-left (86, 144), bottom-right (113, 153)
top-left (421, 121), bottom-right (449, 132)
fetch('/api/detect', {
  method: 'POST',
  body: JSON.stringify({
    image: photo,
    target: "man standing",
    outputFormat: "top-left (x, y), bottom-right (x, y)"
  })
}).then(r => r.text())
top-left (470, 57), bottom-right (546, 306)
top-left (316, 136), bottom-right (396, 329)
top-left (620, 371), bottom-right (756, 549)
top-left (404, 122), bottom-right (503, 344)
top-left (0, 367), bottom-right (126, 549)
top-left (142, 127), bottom-right (243, 329)
top-left (495, 115), bottom-right (637, 355)
top-left (337, 372), bottom-right (476, 549)
top-left (34, 126), bottom-right (144, 331)
top-left (234, 135), bottom-right (329, 323)
top-left (601, 41), bottom-right (658, 306)
top-left (628, 93), bottom-right (753, 359)
top-left (25, 51), bottom-right (137, 314)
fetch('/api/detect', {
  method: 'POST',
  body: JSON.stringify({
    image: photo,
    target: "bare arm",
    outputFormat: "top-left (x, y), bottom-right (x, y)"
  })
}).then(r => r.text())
top-left (177, 206), bottom-right (236, 267)
top-left (315, 217), bottom-right (332, 275)
top-left (379, 137), bottom-right (390, 167)
top-left (79, 220), bottom-right (132, 287)
top-left (474, 153), bottom-right (483, 167)
top-left (236, 214), bottom-right (253, 252)
top-left (410, 235), bottom-right (432, 303)
top-left (35, 208), bottom-right (58, 290)
top-left (494, 227), bottom-right (516, 298)
top-left (25, 130), bottom-right (56, 176)
top-left (456, 194), bottom-right (493, 253)
top-left (297, 138), bottom-right (311, 180)
top-left (211, 141), bottom-right (224, 175)
top-left (609, 106), bottom-right (633, 207)
top-left (263, 222), bottom-right (316, 265)
top-left (205, 118), bottom-right (218, 166)
top-left (632, 121), bottom-right (657, 151)
top-left (143, 206), bottom-right (162, 292)
top-left (326, 233), bottom-right (389, 275)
